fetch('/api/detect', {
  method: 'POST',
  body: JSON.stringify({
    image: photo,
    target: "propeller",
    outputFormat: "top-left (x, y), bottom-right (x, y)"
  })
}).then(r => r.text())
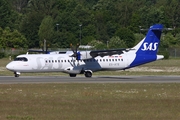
top-left (70, 43), bottom-right (81, 60)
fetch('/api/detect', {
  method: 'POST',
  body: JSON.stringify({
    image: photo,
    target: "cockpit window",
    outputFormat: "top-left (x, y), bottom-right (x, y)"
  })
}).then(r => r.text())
top-left (14, 57), bottom-right (28, 62)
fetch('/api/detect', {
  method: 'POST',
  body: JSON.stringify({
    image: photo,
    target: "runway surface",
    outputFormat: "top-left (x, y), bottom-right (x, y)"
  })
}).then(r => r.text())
top-left (0, 75), bottom-right (180, 84)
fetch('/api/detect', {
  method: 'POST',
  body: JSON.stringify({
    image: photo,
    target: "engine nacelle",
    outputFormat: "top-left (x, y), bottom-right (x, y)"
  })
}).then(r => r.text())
top-left (69, 51), bottom-right (93, 60)
top-left (79, 51), bottom-right (93, 60)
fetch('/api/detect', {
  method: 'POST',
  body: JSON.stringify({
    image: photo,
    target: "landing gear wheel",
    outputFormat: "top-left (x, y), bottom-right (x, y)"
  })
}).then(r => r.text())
top-left (15, 74), bottom-right (19, 77)
top-left (69, 74), bottom-right (77, 77)
top-left (84, 71), bottom-right (92, 78)
top-left (14, 72), bottom-right (20, 77)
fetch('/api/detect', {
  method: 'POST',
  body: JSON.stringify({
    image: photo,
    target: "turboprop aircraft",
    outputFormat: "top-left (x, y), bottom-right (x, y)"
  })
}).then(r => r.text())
top-left (6, 24), bottom-right (164, 77)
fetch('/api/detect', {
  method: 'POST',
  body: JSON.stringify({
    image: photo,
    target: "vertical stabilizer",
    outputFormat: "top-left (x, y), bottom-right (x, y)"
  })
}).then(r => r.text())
top-left (133, 24), bottom-right (163, 55)
top-left (129, 24), bottom-right (163, 68)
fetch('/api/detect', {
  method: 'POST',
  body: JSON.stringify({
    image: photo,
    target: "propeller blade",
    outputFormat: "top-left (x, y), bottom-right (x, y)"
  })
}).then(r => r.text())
top-left (70, 43), bottom-right (80, 60)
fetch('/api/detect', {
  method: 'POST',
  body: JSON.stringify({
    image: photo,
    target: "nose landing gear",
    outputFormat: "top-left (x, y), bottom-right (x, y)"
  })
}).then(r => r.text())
top-left (14, 72), bottom-right (20, 77)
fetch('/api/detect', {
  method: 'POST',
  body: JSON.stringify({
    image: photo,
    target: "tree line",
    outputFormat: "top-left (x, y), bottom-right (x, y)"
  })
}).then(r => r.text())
top-left (0, 0), bottom-right (180, 53)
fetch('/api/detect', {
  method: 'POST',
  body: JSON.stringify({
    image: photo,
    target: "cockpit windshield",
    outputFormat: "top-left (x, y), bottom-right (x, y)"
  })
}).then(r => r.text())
top-left (14, 57), bottom-right (28, 62)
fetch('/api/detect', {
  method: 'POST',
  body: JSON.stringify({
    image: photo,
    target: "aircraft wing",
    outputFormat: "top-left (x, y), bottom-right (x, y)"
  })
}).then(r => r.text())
top-left (89, 48), bottom-right (133, 57)
top-left (28, 49), bottom-right (52, 54)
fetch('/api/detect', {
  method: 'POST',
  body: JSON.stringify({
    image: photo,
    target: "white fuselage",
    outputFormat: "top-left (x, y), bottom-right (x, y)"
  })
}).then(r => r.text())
top-left (6, 53), bottom-right (135, 73)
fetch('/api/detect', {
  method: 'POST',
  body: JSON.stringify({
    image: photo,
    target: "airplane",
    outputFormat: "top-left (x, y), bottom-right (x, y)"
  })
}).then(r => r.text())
top-left (6, 24), bottom-right (164, 77)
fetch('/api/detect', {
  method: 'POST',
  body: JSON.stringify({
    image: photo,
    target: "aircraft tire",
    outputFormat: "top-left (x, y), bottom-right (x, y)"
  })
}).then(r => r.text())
top-left (69, 74), bottom-right (77, 77)
top-left (15, 74), bottom-right (19, 77)
top-left (84, 71), bottom-right (92, 78)
top-left (14, 72), bottom-right (20, 77)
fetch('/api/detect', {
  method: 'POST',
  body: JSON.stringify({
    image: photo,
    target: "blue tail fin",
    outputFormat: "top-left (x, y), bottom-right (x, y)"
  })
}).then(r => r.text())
top-left (133, 24), bottom-right (163, 55)
top-left (129, 24), bottom-right (163, 68)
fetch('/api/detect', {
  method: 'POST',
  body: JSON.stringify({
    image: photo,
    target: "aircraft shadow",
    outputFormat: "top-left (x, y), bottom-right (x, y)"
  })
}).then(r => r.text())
top-left (97, 76), bottom-right (133, 80)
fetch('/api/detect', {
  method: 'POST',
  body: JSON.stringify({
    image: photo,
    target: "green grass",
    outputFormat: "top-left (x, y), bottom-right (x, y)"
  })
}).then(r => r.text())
top-left (1, 58), bottom-right (180, 119)
top-left (0, 83), bottom-right (180, 120)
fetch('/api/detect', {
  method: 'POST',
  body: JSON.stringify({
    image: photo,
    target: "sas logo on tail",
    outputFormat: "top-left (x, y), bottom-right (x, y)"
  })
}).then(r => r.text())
top-left (141, 42), bottom-right (158, 51)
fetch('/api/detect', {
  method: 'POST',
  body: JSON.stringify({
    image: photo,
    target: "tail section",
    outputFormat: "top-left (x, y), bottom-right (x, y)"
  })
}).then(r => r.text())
top-left (133, 24), bottom-right (163, 55)
top-left (129, 24), bottom-right (164, 68)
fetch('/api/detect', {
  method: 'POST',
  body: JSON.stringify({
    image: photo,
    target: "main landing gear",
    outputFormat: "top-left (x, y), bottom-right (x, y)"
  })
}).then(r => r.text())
top-left (14, 72), bottom-right (20, 77)
top-left (84, 71), bottom-right (92, 77)
top-left (69, 70), bottom-right (92, 78)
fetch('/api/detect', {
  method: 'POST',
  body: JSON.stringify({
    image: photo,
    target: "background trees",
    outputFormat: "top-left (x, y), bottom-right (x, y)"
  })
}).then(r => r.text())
top-left (0, 0), bottom-right (19, 29)
top-left (0, 0), bottom-right (180, 52)
top-left (38, 16), bottom-right (54, 49)
top-left (0, 27), bottom-right (27, 48)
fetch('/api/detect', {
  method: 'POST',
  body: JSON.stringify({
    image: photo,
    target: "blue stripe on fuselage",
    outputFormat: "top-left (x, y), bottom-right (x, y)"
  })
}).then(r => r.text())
top-left (129, 54), bottom-right (157, 68)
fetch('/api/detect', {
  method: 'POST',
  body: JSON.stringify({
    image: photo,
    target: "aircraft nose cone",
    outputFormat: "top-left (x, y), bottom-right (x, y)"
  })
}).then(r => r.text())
top-left (6, 63), bottom-right (14, 71)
